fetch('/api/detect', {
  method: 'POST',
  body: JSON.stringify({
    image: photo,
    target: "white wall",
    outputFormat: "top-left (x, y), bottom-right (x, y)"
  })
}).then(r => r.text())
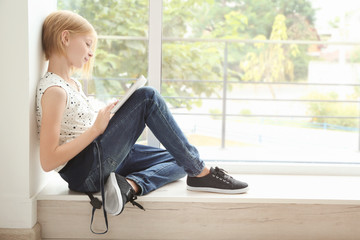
top-left (0, 0), bottom-right (56, 228)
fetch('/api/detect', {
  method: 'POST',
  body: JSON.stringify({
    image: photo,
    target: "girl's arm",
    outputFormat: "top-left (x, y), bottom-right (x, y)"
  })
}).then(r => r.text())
top-left (39, 86), bottom-right (116, 172)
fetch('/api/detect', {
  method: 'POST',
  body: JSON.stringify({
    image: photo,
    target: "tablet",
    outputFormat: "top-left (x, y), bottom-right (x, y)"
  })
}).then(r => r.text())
top-left (110, 75), bottom-right (148, 114)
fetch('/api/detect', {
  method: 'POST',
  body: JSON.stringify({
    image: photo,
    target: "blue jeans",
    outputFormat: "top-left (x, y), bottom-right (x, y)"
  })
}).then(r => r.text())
top-left (59, 87), bottom-right (205, 195)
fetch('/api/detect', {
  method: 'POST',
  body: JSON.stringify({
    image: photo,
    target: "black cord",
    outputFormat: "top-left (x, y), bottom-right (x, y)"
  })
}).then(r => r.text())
top-left (87, 140), bottom-right (109, 234)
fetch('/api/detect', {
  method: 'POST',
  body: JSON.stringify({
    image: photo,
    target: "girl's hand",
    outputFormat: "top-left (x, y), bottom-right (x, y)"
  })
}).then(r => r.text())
top-left (92, 101), bottom-right (118, 135)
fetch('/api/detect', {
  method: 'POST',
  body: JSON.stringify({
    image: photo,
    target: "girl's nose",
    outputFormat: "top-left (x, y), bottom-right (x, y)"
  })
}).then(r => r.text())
top-left (88, 50), bottom-right (94, 57)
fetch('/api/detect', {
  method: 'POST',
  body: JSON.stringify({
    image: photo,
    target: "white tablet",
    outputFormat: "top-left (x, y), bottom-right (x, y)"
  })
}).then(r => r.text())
top-left (110, 75), bottom-right (148, 114)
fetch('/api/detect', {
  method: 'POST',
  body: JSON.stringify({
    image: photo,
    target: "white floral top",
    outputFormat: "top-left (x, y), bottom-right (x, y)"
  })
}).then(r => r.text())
top-left (36, 72), bottom-right (97, 172)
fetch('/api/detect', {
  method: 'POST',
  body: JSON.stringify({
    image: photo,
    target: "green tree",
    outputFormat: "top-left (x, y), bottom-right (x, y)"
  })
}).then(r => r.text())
top-left (59, 0), bottom-right (149, 101)
top-left (59, 0), bottom-right (317, 106)
top-left (163, 0), bottom-right (317, 83)
top-left (240, 14), bottom-right (300, 97)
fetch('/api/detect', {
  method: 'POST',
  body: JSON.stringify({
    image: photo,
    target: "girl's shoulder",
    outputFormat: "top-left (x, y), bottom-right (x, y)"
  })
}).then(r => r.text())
top-left (38, 72), bottom-right (67, 89)
top-left (38, 72), bottom-right (80, 98)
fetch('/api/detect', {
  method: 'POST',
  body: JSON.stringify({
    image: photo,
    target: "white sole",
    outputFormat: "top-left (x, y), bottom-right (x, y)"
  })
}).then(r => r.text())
top-left (105, 172), bottom-right (123, 215)
top-left (187, 186), bottom-right (249, 194)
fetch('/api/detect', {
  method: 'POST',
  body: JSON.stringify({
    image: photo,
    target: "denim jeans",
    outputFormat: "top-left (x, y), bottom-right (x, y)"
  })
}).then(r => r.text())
top-left (59, 87), bottom-right (205, 195)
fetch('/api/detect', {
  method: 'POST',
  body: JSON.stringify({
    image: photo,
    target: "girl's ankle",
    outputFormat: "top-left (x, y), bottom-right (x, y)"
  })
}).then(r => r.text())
top-left (195, 167), bottom-right (210, 178)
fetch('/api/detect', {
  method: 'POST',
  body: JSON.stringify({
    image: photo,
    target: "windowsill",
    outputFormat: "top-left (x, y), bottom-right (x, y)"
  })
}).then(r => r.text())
top-left (37, 172), bottom-right (360, 205)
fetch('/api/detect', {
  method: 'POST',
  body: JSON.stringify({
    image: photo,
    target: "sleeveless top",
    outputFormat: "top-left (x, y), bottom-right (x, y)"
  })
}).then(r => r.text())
top-left (36, 72), bottom-right (97, 172)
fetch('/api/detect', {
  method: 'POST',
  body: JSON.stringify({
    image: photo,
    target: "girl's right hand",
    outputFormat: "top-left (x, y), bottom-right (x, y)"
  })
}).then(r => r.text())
top-left (92, 101), bottom-right (118, 135)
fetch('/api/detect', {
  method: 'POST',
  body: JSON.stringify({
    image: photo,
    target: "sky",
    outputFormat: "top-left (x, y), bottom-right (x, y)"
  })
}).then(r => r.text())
top-left (310, 0), bottom-right (360, 36)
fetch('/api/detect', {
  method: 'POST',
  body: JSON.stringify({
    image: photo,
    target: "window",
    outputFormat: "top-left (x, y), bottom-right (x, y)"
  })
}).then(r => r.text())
top-left (58, 0), bottom-right (360, 175)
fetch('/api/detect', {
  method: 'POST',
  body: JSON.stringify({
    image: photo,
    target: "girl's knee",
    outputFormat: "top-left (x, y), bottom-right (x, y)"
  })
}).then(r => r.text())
top-left (139, 86), bottom-right (157, 94)
top-left (135, 86), bottom-right (159, 99)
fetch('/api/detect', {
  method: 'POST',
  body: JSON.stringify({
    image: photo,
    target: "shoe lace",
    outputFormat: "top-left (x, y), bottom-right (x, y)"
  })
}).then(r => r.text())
top-left (214, 167), bottom-right (232, 180)
top-left (129, 190), bottom-right (145, 211)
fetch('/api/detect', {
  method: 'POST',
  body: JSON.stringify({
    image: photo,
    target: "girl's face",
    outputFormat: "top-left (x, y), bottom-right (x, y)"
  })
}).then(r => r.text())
top-left (64, 32), bottom-right (95, 69)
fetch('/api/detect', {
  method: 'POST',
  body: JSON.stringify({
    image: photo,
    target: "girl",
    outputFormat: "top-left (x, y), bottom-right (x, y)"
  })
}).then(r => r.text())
top-left (37, 10), bottom-right (248, 220)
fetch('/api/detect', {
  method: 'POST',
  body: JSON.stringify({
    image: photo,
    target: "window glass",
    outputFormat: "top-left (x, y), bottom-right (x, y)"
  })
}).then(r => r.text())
top-left (162, 0), bottom-right (360, 164)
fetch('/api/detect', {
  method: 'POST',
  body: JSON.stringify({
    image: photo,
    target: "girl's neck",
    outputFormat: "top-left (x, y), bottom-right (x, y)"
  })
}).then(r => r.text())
top-left (47, 55), bottom-right (72, 82)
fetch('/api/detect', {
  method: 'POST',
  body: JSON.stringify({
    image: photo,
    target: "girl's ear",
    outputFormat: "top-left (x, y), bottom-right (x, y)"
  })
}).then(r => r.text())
top-left (61, 30), bottom-right (70, 46)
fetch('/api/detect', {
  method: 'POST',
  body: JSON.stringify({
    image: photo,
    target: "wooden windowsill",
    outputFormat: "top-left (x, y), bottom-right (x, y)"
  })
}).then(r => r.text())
top-left (37, 173), bottom-right (360, 205)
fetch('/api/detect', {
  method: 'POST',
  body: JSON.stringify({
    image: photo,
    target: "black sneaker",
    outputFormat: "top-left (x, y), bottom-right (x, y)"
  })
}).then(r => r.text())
top-left (187, 167), bottom-right (249, 194)
top-left (104, 172), bottom-right (145, 215)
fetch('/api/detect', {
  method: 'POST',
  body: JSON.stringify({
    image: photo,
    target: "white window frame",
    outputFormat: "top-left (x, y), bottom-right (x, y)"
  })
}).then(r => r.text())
top-left (147, 0), bottom-right (162, 148)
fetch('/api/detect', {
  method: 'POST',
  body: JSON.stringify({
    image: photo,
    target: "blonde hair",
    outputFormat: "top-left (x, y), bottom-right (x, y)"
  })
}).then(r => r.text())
top-left (42, 10), bottom-right (97, 78)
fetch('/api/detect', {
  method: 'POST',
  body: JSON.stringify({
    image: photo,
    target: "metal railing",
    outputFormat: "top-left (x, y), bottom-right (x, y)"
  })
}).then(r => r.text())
top-left (88, 36), bottom-right (360, 150)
